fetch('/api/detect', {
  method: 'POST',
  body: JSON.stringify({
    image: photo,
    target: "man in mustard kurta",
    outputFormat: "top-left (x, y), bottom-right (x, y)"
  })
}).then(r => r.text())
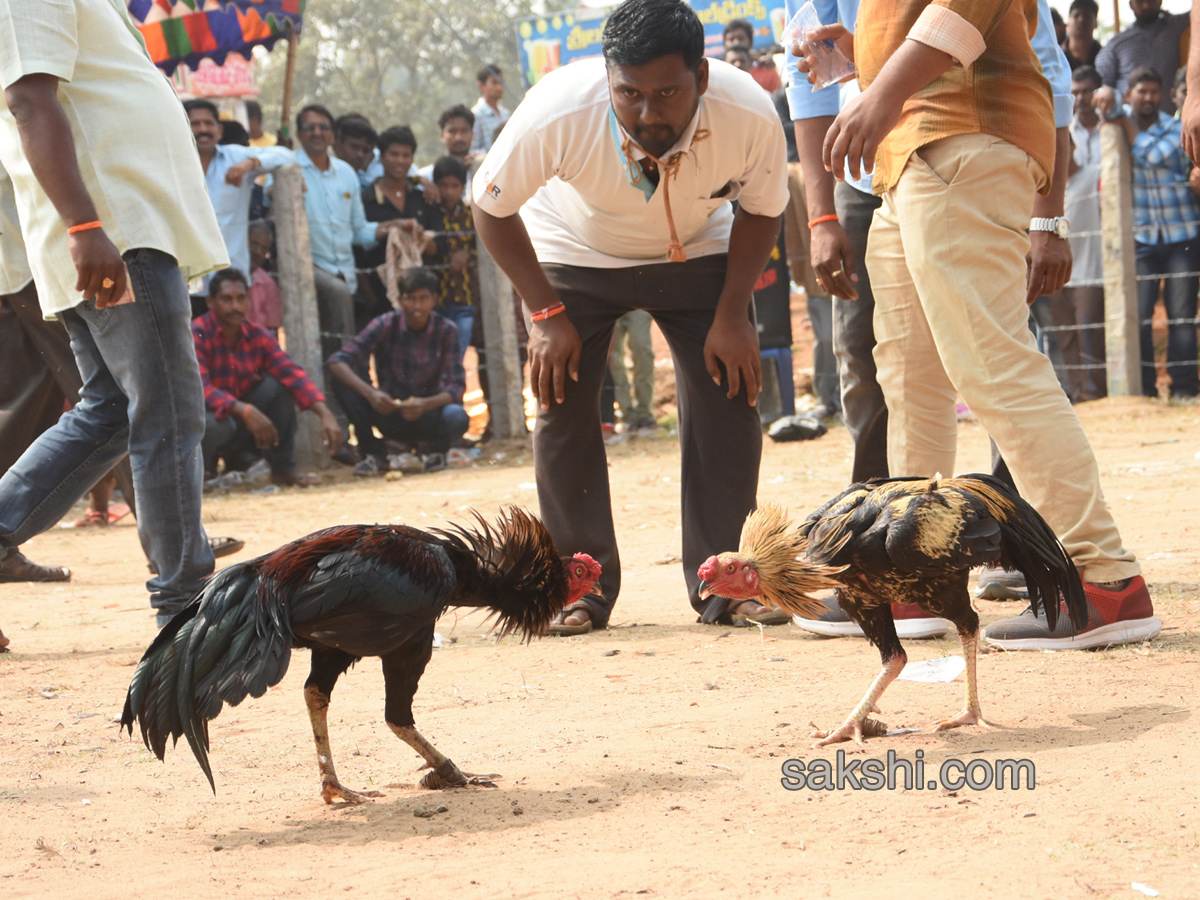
top-left (804, 1), bottom-right (1159, 650)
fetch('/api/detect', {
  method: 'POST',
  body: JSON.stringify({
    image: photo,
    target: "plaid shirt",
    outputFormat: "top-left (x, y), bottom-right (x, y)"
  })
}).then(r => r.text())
top-left (327, 311), bottom-right (465, 404)
top-left (1130, 109), bottom-right (1199, 246)
top-left (431, 202), bottom-right (478, 310)
top-left (192, 312), bottom-right (324, 420)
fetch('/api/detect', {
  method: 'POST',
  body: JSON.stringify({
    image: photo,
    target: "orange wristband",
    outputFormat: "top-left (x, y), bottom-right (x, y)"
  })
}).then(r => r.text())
top-left (67, 220), bottom-right (103, 235)
top-left (807, 214), bottom-right (839, 229)
top-left (530, 302), bottom-right (566, 323)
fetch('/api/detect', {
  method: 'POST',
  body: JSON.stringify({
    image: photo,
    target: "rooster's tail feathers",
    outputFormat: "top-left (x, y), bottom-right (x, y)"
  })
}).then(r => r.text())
top-left (121, 563), bottom-right (294, 792)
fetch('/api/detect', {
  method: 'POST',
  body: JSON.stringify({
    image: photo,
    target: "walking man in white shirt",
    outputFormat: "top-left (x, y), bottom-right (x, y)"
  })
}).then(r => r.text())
top-left (473, 0), bottom-right (789, 632)
top-left (0, 0), bottom-right (228, 626)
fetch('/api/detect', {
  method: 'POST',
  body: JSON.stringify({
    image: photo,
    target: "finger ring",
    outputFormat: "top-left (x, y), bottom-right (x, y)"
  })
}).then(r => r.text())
top-left (830, 269), bottom-right (842, 278)
top-left (101, 278), bottom-right (115, 289)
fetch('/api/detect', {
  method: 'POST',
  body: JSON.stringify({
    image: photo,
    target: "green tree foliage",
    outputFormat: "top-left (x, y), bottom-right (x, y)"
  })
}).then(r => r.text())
top-left (254, 0), bottom-right (573, 166)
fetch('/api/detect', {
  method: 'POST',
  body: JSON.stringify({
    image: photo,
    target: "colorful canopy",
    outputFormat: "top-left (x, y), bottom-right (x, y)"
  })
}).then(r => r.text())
top-left (125, 0), bottom-right (305, 75)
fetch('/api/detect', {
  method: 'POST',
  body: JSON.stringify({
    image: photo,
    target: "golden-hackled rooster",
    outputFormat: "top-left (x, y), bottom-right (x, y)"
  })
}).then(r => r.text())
top-left (122, 507), bottom-right (601, 803)
top-left (698, 474), bottom-right (1086, 747)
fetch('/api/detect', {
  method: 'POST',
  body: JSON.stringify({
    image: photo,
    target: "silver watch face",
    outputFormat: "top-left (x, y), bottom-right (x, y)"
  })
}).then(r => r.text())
top-left (1055, 218), bottom-right (1070, 239)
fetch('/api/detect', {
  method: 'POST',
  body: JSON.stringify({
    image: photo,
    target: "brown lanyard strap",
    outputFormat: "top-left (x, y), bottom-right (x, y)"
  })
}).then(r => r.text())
top-left (620, 129), bottom-right (711, 262)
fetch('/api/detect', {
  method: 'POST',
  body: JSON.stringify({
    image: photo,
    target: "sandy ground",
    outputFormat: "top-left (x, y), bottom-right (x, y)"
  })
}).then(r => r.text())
top-left (1, 396), bottom-right (1198, 900)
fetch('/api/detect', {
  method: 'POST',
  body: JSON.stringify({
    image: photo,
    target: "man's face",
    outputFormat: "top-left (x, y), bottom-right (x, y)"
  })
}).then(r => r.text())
top-left (1126, 78), bottom-right (1162, 117)
top-left (248, 228), bottom-right (271, 269)
top-left (380, 142), bottom-right (414, 181)
top-left (480, 74), bottom-right (505, 105)
top-left (607, 55), bottom-right (708, 159)
top-left (1068, 7), bottom-right (1096, 37)
top-left (441, 117), bottom-right (474, 156)
top-left (335, 135), bottom-right (374, 173)
top-left (1071, 78), bottom-right (1099, 117)
top-left (725, 48), bottom-right (752, 72)
top-left (399, 287), bottom-right (436, 331)
top-left (435, 175), bottom-right (465, 211)
top-left (208, 279), bottom-right (249, 330)
top-left (298, 111), bottom-right (334, 157)
top-left (1130, 0), bottom-right (1162, 26)
top-left (188, 107), bottom-right (222, 155)
top-left (724, 29), bottom-right (751, 51)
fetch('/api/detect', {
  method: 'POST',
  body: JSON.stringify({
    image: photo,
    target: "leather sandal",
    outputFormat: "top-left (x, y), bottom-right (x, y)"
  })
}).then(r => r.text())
top-left (548, 600), bottom-right (593, 635)
top-left (0, 548), bottom-right (71, 583)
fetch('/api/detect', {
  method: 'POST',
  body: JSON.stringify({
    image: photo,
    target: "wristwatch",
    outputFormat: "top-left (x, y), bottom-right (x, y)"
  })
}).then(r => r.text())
top-left (1030, 216), bottom-right (1070, 239)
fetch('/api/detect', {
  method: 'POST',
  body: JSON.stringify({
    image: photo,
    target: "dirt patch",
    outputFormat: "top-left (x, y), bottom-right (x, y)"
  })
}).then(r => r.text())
top-left (1, 398), bottom-right (1198, 899)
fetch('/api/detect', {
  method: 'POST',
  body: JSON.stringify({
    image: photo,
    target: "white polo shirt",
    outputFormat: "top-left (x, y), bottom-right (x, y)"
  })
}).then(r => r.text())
top-left (473, 57), bottom-right (788, 268)
top-left (0, 0), bottom-right (226, 315)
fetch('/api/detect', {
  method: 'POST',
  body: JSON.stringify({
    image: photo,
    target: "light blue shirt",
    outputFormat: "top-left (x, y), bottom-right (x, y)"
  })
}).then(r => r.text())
top-left (296, 148), bottom-right (378, 292)
top-left (201, 143), bottom-right (292, 275)
top-left (785, 0), bottom-right (1073, 197)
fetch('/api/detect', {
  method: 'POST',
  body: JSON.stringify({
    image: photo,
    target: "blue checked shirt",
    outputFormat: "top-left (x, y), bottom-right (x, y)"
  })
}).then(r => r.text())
top-left (1129, 109), bottom-right (1200, 246)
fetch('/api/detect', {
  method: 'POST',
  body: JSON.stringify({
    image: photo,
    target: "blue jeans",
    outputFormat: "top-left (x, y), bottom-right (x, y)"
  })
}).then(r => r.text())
top-left (1135, 239), bottom-right (1200, 397)
top-left (331, 379), bottom-right (469, 457)
top-left (436, 304), bottom-right (475, 362)
top-left (0, 248), bottom-right (213, 623)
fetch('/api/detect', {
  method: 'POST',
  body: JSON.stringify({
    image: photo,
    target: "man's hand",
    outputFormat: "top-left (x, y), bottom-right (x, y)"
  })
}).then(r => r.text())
top-left (1091, 86), bottom-right (1119, 119)
top-left (449, 247), bottom-right (471, 272)
top-left (823, 90), bottom-right (900, 183)
top-left (791, 24), bottom-right (855, 86)
top-left (396, 396), bottom-right (429, 422)
top-left (528, 314), bottom-right (581, 410)
top-left (1026, 232), bottom-right (1072, 304)
top-left (1185, 91), bottom-right (1200, 164)
top-left (368, 388), bottom-right (401, 416)
top-left (703, 310), bottom-right (761, 406)
top-left (809, 220), bottom-right (859, 300)
top-left (240, 404), bottom-right (279, 449)
top-left (313, 402), bottom-right (343, 453)
top-left (415, 175), bottom-right (440, 205)
top-left (224, 158), bottom-right (258, 187)
top-left (70, 230), bottom-right (128, 308)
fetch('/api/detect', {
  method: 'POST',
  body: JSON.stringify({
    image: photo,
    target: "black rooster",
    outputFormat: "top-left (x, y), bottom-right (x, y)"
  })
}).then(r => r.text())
top-left (122, 507), bottom-right (601, 803)
top-left (697, 474), bottom-right (1086, 746)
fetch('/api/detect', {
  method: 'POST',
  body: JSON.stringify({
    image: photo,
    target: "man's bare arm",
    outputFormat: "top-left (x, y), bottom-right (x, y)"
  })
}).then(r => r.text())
top-left (4, 73), bottom-right (127, 306)
top-left (795, 115), bottom-right (858, 299)
top-left (1027, 126), bottom-right (1073, 303)
top-left (1182, 5), bottom-right (1200, 163)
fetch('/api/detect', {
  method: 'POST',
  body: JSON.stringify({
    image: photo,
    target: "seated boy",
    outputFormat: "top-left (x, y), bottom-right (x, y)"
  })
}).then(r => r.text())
top-left (429, 156), bottom-right (478, 362)
top-left (328, 267), bottom-right (469, 475)
top-left (193, 268), bottom-right (342, 486)
top-left (246, 219), bottom-right (282, 337)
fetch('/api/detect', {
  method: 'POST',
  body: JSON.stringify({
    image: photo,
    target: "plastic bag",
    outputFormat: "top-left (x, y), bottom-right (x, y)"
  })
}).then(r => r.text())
top-left (781, 1), bottom-right (855, 91)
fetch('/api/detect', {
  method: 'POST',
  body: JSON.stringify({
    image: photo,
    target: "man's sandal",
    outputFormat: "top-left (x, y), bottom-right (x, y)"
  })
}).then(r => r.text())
top-left (0, 548), bottom-right (71, 583)
top-left (548, 601), bottom-right (593, 636)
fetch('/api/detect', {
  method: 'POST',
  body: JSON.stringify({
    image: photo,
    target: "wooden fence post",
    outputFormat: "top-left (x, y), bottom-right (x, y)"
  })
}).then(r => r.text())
top-left (1099, 121), bottom-right (1142, 397)
top-left (272, 164), bottom-right (328, 468)
top-left (476, 237), bottom-right (526, 439)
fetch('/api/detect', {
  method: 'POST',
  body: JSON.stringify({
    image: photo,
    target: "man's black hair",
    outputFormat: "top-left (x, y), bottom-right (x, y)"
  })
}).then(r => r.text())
top-left (245, 100), bottom-right (264, 122)
top-left (208, 267), bottom-right (250, 297)
top-left (1050, 7), bottom-right (1064, 29)
top-left (723, 18), bottom-right (754, 44)
top-left (296, 103), bottom-right (334, 132)
top-left (1068, 0), bottom-right (1099, 16)
top-left (602, 0), bottom-right (705, 72)
top-left (401, 267), bottom-right (441, 297)
top-left (1128, 65), bottom-right (1163, 89)
top-left (335, 113), bottom-right (377, 145)
top-left (439, 104), bottom-right (476, 130)
top-left (219, 121), bottom-right (250, 146)
top-left (377, 125), bottom-right (417, 154)
top-left (183, 98), bottom-right (220, 121)
top-left (1072, 65), bottom-right (1102, 89)
top-left (432, 155), bottom-right (468, 185)
top-left (476, 64), bottom-right (502, 84)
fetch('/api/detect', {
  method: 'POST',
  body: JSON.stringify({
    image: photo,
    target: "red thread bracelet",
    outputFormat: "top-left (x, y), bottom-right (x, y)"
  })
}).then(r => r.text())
top-left (807, 214), bottom-right (839, 229)
top-left (531, 302), bottom-right (566, 323)
top-left (67, 220), bottom-right (103, 235)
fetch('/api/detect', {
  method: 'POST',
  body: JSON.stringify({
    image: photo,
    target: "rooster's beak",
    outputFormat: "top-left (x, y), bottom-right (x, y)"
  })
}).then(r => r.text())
top-left (698, 580), bottom-right (712, 600)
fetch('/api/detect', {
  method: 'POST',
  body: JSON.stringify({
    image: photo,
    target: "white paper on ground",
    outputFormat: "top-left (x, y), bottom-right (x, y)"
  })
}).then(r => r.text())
top-left (897, 656), bottom-right (966, 683)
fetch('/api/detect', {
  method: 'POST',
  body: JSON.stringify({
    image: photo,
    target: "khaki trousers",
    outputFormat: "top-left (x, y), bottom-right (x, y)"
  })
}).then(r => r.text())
top-left (865, 134), bottom-right (1138, 582)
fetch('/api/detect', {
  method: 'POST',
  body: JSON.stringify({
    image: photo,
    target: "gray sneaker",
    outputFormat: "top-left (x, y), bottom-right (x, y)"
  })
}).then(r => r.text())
top-left (974, 568), bottom-right (1029, 600)
top-left (793, 593), bottom-right (952, 639)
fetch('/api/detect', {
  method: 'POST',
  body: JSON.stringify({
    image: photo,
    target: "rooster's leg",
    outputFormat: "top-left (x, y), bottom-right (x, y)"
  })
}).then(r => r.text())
top-left (812, 603), bottom-right (905, 747)
top-left (931, 629), bottom-right (993, 732)
top-left (382, 635), bottom-right (499, 790)
top-left (306, 650), bottom-right (383, 804)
